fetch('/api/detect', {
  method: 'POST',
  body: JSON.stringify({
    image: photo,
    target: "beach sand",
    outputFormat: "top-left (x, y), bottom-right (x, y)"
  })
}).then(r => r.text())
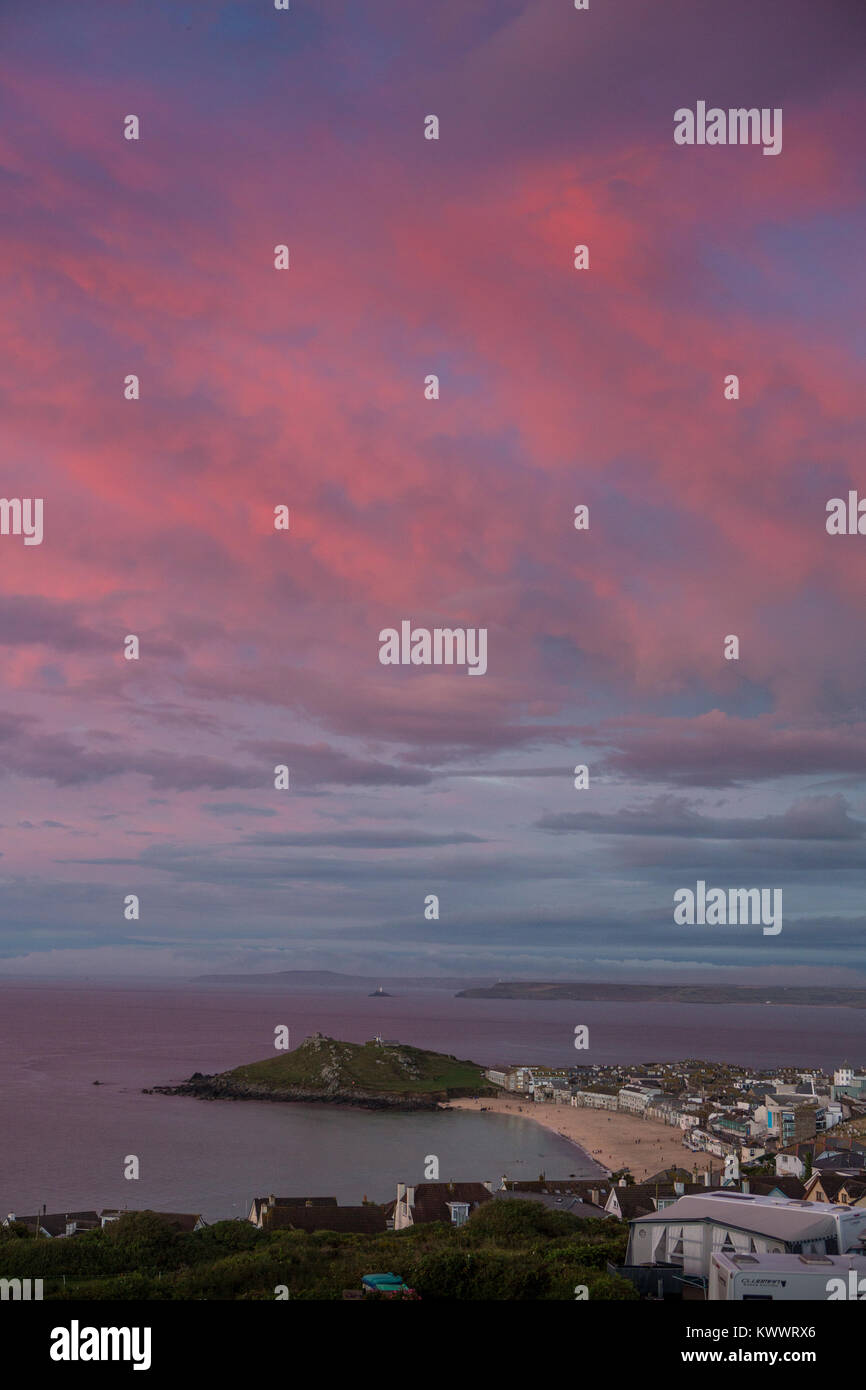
top-left (449, 1095), bottom-right (719, 1183)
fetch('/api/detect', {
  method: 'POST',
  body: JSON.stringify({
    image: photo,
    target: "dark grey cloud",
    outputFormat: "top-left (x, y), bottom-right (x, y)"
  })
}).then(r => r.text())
top-left (536, 794), bottom-right (866, 841)
top-left (0, 714), bottom-right (434, 793)
top-left (239, 828), bottom-right (485, 848)
top-left (0, 596), bottom-right (105, 652)
top-left (585, 718), bottom-right (866, 788)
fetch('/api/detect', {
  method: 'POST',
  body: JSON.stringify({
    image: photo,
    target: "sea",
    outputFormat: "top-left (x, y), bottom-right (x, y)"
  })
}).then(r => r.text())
top-left (1, 979), bottom-right (864, 1222)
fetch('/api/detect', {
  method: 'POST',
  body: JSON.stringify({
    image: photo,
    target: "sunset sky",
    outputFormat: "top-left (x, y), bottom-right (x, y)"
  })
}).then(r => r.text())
top-left (1, 0), bottom-right (865, 982)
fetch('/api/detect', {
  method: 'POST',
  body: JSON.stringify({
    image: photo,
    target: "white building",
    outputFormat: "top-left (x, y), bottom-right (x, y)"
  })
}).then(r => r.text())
top-left (618, 1083), bottom-right (664, 1114)
top-left (625, 1191), bottom-right (866, 1283)
top-left (572, 1089), bottom-right (619, 1111)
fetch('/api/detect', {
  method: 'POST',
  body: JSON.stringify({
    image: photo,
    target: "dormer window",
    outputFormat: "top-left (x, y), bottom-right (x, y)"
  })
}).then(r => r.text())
top-left (448, 1202), bottom-right (470, 1227)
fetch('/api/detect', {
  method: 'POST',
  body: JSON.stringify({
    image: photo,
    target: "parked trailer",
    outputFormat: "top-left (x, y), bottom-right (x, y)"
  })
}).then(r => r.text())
top-left (709, 1251), bottom-right (866, 1301)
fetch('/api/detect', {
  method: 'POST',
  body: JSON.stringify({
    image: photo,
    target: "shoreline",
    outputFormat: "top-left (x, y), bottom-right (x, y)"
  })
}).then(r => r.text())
top-left (449, 1095), bottom-right (719, 1183)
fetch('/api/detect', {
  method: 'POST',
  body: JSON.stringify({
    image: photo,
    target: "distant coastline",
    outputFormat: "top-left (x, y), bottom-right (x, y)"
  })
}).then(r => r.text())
top-left (457, 982), bottom-right (866, 1008)
top-left (189, 971), bottom-right (866, 1009)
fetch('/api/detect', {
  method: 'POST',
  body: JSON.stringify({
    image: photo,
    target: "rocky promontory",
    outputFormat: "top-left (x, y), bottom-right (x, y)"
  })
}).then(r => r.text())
top-left (152, 1032), bottom-right (495, 1111)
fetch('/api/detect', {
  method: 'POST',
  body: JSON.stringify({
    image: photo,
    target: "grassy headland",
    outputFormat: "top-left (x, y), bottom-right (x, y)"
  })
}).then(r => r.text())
top-left (154, 1033), bottom-right (496, 1110)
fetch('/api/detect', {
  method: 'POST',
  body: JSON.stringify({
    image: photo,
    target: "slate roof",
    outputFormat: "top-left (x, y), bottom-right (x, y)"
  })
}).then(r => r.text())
top-left (408, 1182), bottom-right (493, 1224)
top-left (609, 1182), bottom-right (709, 1219)
top-left (262, 1204), bottom-right (387, 1234)
top-left (249, 1195), bottom-right (337, 1223)
top-left (5, 1211), bottom-right (99, 1237)
top-left (502, 1179), bottom-right (611, 1198)
top-left (493, 1191), bottom-right (609, 1218)
top-left (744, 1177), bottom-right (807, 1200)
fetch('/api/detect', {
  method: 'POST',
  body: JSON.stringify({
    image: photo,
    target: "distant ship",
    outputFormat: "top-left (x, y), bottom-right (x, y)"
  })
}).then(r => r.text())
top-left (369, 985), bottom-right (392, 997)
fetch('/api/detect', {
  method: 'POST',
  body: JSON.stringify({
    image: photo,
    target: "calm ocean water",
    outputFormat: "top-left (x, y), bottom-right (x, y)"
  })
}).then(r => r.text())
top-left (1, 980), bottom-right (864, 1221)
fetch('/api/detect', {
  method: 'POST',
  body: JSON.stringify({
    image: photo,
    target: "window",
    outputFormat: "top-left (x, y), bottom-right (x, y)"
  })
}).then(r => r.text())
top-left (448, 1203), bottom-right (470, 1227)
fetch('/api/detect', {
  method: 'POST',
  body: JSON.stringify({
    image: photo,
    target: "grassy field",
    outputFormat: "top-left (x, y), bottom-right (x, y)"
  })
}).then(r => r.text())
top-left (226, 1035), bottom-right (495, 1097)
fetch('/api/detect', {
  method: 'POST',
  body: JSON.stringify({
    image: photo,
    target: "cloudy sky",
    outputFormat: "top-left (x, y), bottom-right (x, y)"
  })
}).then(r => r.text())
top-left (1, 0), bottom-right (865, 982)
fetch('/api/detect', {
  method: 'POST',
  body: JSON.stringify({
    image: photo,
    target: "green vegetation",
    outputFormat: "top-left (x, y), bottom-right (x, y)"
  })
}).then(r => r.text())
top-left (219, 1033), bottom-right (494, 1099)
top-left (0, 1202), bottom-right (635, 1301)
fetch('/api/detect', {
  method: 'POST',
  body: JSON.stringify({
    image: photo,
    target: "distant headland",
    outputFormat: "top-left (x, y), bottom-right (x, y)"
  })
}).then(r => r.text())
top-left (457, 982), bottom-right (866, 1008)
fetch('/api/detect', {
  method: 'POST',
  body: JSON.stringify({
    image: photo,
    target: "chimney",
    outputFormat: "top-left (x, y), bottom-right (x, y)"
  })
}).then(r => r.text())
top-left (483, 1181), bottom-right (493, 1193)
top-left (406, 1186), bottom-right (415, 1209)
top-left (590, 1189), bottom-right (600, 1206)
top-left (268, 1194), bottom-right (276, 1208)
top-left (674, 1181), bottom-right (684, 1196)
top-left (741, 1178), bottom-right (750, 1194)
top-left (396, 1182), bottom-right (406, 1205)
top-left (703, 1169), bottom-right (711, 1187)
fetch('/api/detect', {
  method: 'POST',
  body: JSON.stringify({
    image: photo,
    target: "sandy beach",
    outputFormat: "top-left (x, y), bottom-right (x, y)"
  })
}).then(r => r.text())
top-left (450, 1095), bottom-right (719, 1183)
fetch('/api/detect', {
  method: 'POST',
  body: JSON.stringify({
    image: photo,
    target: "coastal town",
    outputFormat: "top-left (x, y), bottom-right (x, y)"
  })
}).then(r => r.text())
top-left (457, 1057), bottom-right (866, 1180)
top-left (4, 1052), bottom-right (866, 1300)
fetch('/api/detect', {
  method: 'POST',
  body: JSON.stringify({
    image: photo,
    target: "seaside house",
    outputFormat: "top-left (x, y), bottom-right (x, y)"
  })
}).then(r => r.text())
top-left (814, 1147), bottom-right (866, 1172)
top-left (260, 1203), bottom-right (386, 1235)
top-left (3, 1210), bottom-right (100, 1238)
top-left (804, 1173), bottom-right (866, 1208)
top-left (492, 1189), bottom-right (608, 1217)
top-left (500, 1178), bottom-right (612, 1207)
top-left (832, 1066), bottom-right (866, 1102)
top-left (508, 1067), bottom-right (534, 1093)
top-left (527, 1070), bottom-right (571, 1101)
top-left (618, 1083), bottom-right (664, 1114)
top-left (98, 1210), bottom-right (207, 1232)
top-left (740, 1141), bottom-right (768, 1163)
top-left (736, 1176), bottom-right (806, 1201)
top-left (247, 1195), bottom-right (338, 1227)
top-left (497, 1179), bottom-right (612, 1217)
top-left (548, 1077), bottom-right (573, 1104)
top-left (774, 1142), bottom-right (817, 1178)
top-left (754, 1099), bottom-right (819, 1147)
top-left (392, 1181), bottom-right (494, 1230)
top-left (572, 1089), bottom-right (618, 1111)
top-left (684, 1128), bottom-right (734, 1159)
top-left (484, 1067), bottom-right (510, 1088)
top-left (3, 1208), bottom-right (207, 1236)
top-left (776, 1139), bottom-right (866, 1179)
top-left (645, 1097), bottom-right (683, 1127)
top-left (605, 1177), bottom-right (714, 1222)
